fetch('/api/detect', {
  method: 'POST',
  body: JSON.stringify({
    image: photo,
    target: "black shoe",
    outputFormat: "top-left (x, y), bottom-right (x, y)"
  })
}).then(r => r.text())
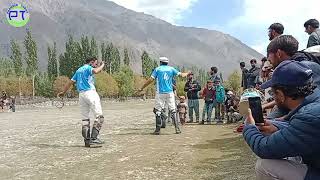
top-left (199, 121), bottom-right (205, 125)
top-left (84, 139), bottom-right (91, 147)
top-left (90, 138), bottom-right (104, 147)
top-left (175, 129), bottom-right (181, 134)
top-left (152, 131), bottom-right (160, 135)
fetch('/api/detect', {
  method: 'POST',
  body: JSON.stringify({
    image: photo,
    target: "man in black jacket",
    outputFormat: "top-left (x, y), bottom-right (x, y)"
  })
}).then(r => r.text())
top-left (240, 62), bottom-right (249, 90)
top-left (246, 59), bottom-right (261, 88)
top-left (184, 73), bottom-right (201, 123)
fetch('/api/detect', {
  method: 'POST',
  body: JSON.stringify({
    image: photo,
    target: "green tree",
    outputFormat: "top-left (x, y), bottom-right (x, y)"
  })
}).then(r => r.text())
top-left (103, 43), bottom-right (121, 74)
top-left (24, 29), bottom-right (39, 76)
top-left (0, 58), bottom-right (15, 77)
top-left (35, 73), bottom-right (54, 97)
top-left (10, 39), bottom-right (23, 76)
top-left (141, 51), bottom-right (155, 77)
top-left (105, 43), bottom-right (113, 73)
top-left (112, 47), bottom-right (121, 73)
top-left (224, 70), bottom-right (241, 95)
top-left (96, 72), bottom-right (119, 97)
top-left (47, 42), bottom-right (58, 78)
top-left (115, 66), bottom-right (134, 97)
top-left (80, 36), bottom-right (91, 61)
top-left (59, 35), bottom-right (81, 78)
top-left (123, 48), bottom-right (130, 66)
top-left (90, 37), bottom-right (98, 58)
top-left (176, 78), bottom-right (186, 97)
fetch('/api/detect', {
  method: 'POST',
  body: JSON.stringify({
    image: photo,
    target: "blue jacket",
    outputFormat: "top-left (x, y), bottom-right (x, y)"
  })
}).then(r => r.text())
top-left (215, 85), bottom-right (225, 103)
top-left (291, 52), bottom-right (320, 87)
top-left (243, 88), bottom-right (320, 180)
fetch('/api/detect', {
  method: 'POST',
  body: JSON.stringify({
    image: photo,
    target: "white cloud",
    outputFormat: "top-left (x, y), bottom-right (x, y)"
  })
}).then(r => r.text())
top-left (108, 0), bottom-right (198, 24)
top-left (230, 0), bottom-right (320, 54)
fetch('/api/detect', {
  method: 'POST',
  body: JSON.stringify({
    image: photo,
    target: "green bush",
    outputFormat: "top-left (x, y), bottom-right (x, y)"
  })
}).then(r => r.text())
top-left (133, 75), bottom-right (156, 98)
top-left (0, 75), bottom-right (32, 96)
top-left (224, 70), bottom-right (241, 95)
top-left (96, 72), bottom-right (119, 97)
top-left (115, 66), bottom-right (134, 97)
top-left (176, 79), bottom-right (186, 97)
top-left (35, 73), bottom-right (54, 98)
top-left (53, 76), bottom-right (74, 96)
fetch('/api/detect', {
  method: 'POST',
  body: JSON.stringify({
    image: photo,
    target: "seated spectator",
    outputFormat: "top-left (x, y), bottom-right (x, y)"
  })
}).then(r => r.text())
top-left (261, 59), bottom-right (273, 83)
top-left (243, 60), bottom-right (320, 180)
top-left (229, 97), bottom-right (242, 123)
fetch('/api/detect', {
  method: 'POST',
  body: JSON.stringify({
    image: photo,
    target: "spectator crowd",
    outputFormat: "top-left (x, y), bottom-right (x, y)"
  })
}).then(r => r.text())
top-left (240, 19), bottom-right (320, 180)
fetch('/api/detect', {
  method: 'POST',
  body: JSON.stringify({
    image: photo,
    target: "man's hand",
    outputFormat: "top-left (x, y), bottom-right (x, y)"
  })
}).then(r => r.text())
top-left (258, 120), bottom-right (279, 136)
top-left (137, 88), bottom-right (144, 93)
top-left (246, 108), bottom-right (255, 125)
top-left (57, 92), bottom-right (65, 98)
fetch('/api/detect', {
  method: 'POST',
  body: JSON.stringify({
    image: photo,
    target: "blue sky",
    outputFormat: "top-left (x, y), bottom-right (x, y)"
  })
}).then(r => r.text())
top-left (111, 0), bottom-right (320, 54)
top-left (177, 0), bottom-right (243, 28)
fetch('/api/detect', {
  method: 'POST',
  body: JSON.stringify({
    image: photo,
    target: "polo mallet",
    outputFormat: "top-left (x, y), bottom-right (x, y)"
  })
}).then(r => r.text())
top-left (54, 96), bottom-right (65, 109)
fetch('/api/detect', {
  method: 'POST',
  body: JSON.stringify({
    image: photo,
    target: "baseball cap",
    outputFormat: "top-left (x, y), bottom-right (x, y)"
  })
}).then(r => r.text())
top-left (261, 60), bottom-right (313, 89)
top-left (159, 57), bottom-right (169, 63)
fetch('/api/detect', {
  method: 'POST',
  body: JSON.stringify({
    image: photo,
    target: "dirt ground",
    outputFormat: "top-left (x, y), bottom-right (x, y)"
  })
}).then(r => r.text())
top-left (0, 100), bottom-right (257, 180)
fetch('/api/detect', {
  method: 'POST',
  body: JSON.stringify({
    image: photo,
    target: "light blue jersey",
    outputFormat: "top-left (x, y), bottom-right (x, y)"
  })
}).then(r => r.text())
top-left (71, 64), bottom-right (95, 92)
top-left (151, 65), bottom-right (180, 94)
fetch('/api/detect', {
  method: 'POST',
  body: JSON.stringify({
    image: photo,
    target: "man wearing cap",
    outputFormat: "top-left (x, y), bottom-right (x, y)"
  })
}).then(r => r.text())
top-left (139, 57), bottom-right (189, 135)
top-left (243, 60), bottom-right (320, 180)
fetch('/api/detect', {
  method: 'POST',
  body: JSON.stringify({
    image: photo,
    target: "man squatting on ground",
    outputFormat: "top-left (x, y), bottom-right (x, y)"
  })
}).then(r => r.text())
top-left (139, 57), bottom-right (189, 135)
top-left (58, 57), bottom-right (105, 147)
top-left (243, 61), bottom-right (320, 180)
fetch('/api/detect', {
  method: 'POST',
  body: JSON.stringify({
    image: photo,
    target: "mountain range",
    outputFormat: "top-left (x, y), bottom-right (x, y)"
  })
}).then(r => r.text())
top-left (0, 0), bottom-right (263, 76)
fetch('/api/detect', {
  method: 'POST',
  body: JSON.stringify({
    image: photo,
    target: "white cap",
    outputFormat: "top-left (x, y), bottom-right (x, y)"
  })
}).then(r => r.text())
top-left (159, 57), bottom-right (169, 63)
top-left (227, 91), bottom-right (234, 95)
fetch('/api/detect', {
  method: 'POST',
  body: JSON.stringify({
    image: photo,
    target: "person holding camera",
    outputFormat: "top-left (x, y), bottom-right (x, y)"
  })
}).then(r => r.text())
top-left (243, 60), bottom-right (320, 180)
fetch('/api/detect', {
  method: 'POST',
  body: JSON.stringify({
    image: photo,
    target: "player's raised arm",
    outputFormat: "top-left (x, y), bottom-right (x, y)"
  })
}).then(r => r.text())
top-left (93, 61), bottom-right (105, 74)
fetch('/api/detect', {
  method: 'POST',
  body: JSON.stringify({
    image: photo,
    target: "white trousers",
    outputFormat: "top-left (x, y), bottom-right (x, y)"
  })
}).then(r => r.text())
top-left (255, 158), bottom-right (307, 180)
top-left (79, 90), bottom-right (103, 120)
top-left (155, 92), bottom-right (176, 112)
